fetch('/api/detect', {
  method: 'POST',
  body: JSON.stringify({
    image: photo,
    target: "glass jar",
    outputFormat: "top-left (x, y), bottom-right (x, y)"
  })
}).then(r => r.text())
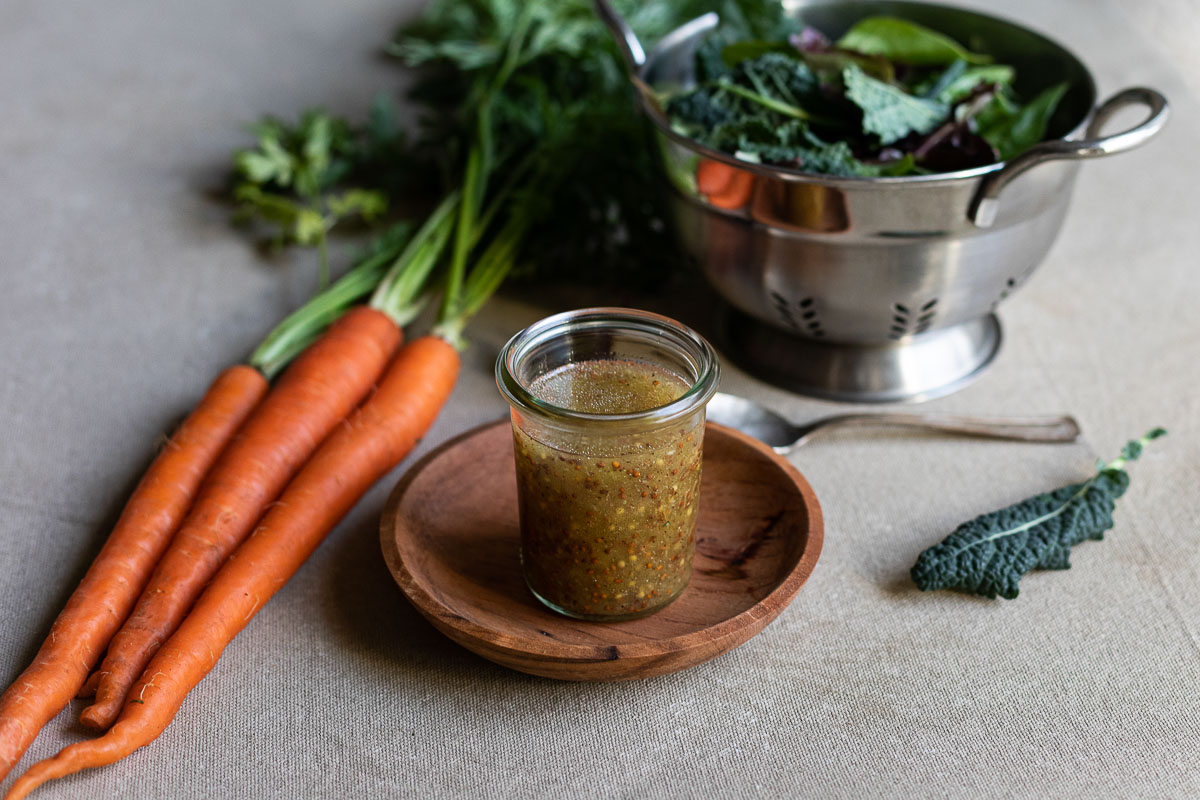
top-left (496, 308), bottom-right (720, 621)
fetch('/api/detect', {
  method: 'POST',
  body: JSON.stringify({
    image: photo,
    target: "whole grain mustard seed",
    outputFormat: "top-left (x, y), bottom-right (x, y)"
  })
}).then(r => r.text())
top-left (513, 358), bottom-right (704, 620)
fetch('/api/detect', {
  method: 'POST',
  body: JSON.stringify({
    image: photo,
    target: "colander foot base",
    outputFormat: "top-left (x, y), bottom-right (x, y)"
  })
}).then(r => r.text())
top-left (720, 311), bottom-right (1002, 404)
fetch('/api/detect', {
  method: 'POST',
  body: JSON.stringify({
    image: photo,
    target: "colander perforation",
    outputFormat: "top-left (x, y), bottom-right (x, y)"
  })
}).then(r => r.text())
top-left (888, 298), bottom-right (939, 340)
top-left (771, 292), bottom-right (824, 338)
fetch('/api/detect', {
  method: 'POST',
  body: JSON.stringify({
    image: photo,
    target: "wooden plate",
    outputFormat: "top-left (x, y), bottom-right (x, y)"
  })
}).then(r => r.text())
top-left (380, 419), bottom-right (823, 681)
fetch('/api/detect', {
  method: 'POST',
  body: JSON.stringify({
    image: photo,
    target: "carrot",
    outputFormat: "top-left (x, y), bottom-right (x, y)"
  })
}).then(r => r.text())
top-left (1, 337), bottom-right (460, 800)
top-left (77, 306), bottom-right (399, 731)
top-left (75, 671), bottom-right (101, 699)
top-left (0, 365), bottom-right (267, 783)
top-left (695, 159), bottom-right (756, 210)
top-left (695, 159), bottom-right (737, 196)
top-left (706, 169), bottom-right (755, 210)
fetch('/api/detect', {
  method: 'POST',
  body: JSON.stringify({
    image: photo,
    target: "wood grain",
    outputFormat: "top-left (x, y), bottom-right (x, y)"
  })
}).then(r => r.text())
top-left (380, 420), bottom-right (823, 681)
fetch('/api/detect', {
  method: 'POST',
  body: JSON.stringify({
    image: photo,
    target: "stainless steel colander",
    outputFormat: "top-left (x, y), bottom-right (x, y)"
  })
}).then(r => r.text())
top-left (596, 0), bottom-right (1168, 402)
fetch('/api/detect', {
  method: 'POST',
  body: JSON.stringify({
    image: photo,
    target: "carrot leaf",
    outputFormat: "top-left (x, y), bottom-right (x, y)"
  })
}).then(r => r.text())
top-left (231, 105), bottom-right (404, 287)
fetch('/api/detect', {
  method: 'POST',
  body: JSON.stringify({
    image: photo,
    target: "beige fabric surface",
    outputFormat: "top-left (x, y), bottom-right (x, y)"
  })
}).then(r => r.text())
top-left (2, 0), bottom-right (1198, 797)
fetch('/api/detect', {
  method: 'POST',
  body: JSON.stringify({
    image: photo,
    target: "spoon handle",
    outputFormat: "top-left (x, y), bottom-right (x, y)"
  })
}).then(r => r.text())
top-left (795, 413), bottom-right (1082, 446)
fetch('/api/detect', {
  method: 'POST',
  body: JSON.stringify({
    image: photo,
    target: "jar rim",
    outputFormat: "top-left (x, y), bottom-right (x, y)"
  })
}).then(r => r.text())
top-left (495, 307), bottom-right (720, 427)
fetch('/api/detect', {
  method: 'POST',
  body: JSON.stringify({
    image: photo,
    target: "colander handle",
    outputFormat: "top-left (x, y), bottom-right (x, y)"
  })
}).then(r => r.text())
top-left (594, 0), bottom-right (646, 71)
top-left (969, 87), bottom-right (1170, 227)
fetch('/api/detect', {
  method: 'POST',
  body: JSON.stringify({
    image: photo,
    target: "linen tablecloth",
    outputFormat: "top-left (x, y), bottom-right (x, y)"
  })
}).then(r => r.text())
top-left (2, 0), bottom-right (1198, 796)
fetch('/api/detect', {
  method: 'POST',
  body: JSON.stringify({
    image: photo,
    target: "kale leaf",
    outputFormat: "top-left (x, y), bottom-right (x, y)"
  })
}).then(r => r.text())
top-left (668, 54), bottom-right (921, 177)
top-left (666, 52), bottom-right (822, 139)
top-left (912, 429), bottom-right (1166, 599)
top-left (732, 125), bottom-right (915, 176)
top-left (734, 52), bottom-right (820, 108)
top-left (695, 35), bottom-right (735, 82)
top-left (843, 64), bottom-right (947, 144)
top-left (667, 87), bottom-right (736, 130)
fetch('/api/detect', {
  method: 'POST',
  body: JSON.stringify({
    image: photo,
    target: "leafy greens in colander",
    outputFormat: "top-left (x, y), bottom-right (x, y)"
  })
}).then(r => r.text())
top-left (666, 16), bottom-right (1070, 176)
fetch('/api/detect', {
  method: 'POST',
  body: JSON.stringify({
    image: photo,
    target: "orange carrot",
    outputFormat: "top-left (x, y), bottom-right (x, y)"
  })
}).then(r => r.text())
top-left (706, 170), bottom-right (755, 210)
top-left (75, 671), bottom-right (101, 699)
top-left (77, 306), bottom-right (399, 731)
top-left (696, 159), bottom-right (755, 210)
top-left (2, 337), bottom-right (459, 800)
top-left (0, 365), bottom-right (267, 782)
top-left (695, 159), bottom-right (737, 196)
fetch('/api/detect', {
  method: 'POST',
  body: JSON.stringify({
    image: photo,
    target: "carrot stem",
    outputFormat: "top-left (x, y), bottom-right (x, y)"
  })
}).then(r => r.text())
top-left (250, 221), bottom-right (413, 378)
top-left (369, 193), bottom-right (459, 324)
top-left (439, 140), bottom-right (485, 325)
top-left (432, 188), bottom-right (535, 348)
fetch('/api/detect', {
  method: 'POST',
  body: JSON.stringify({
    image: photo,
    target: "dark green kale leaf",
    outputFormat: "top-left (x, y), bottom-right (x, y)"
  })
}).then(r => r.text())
top-left (667, 52), bottom-right (822, 137)
top-left (837, 16), bottom-right (991, 66)
top-left (668, 52), bottom-right (923, 175)
top-left (737, 125), bottom-right (916, 176)
top-left (733, 52), bottom-right (821, 111)
top-left (695, 34), bottom-right (735, 82)
top-left (790, 141), bottom-right (916, 177)
top-left (691, 114), bottom-right (914, 176)
top-left (717, 116), bottom-right (808, 155)
top-left (912, 429), bottom-right (1165, 599)
top-left (665, 0), bottom-right (798, 81)
top-left (976, 82), bottom-right (1070, 161)
top-left (664, 86), bottom-right (735, 129)
top-left (843, 64), bottom-right (947, 144)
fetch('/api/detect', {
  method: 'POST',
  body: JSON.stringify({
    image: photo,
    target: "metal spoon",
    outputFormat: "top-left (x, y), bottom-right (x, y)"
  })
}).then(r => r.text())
top-left (706, 392), bottom-right (1081, 454)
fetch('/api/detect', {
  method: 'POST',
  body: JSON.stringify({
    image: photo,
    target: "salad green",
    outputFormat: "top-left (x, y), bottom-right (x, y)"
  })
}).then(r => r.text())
top-left (667, 16), bottom-right (1071, 176)
top-left (912, 429), bottom-right (1165, 599)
